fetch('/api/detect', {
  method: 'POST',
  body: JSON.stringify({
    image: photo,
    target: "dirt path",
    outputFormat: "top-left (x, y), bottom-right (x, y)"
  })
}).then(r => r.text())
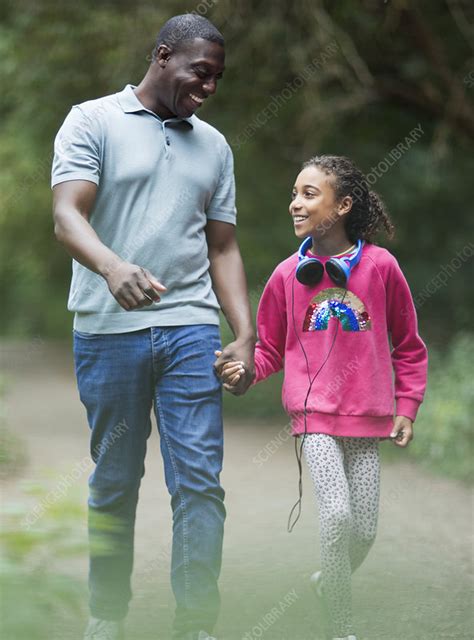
top-left (1, 341), bottom-right (472, 640)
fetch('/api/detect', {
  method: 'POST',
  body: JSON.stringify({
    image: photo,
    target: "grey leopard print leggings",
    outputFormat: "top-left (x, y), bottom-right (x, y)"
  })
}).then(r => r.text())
top-left (303, 433), bottom-right (380, 638)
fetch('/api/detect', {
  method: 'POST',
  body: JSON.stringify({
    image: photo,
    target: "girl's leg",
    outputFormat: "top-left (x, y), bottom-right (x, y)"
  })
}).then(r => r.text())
top-left (303, 433), bottom-right (354, 638)
top-left (342, 437), bottom-right (380, 573)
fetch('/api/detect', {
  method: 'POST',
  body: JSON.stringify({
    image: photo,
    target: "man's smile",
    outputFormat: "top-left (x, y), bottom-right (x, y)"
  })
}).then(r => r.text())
top-left (189, 92), bottom-right (205, 106)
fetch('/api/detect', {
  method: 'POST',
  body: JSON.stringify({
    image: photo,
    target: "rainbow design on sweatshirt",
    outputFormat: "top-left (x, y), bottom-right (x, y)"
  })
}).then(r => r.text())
top-left (303, 288), bottom-right (372, 332)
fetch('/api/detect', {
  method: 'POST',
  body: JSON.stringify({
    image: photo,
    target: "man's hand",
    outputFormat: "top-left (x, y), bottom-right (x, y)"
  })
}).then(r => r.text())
top-left (104, 262), bottom-right (167, 311)
top-left (214, 339), bottom-right (255, 396)
top-left (390, 416), bottom-right (413, 448)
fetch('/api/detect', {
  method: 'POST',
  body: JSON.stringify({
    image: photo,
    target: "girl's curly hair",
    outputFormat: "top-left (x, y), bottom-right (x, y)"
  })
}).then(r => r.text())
top-left (302, 155), bottom-right (395, 243)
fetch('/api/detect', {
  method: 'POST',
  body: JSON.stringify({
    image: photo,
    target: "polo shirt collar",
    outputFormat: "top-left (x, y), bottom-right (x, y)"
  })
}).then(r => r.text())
top-left (116, 84), bottom-right (194, 127)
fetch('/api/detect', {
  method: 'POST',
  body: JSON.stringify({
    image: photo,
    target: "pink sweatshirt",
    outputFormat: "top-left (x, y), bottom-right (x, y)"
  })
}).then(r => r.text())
top-left (254, 242), bottom-right (428, 438)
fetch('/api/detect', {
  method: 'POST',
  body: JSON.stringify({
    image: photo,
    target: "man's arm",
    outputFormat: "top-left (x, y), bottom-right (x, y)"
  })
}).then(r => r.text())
top-left (52, 180), bottom-right (166, 310)
top-left (206, 219), bottom-right (256, 393)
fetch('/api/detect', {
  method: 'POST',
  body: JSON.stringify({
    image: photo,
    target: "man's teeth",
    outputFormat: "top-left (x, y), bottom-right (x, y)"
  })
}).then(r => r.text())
top-left (294, 216), bottom-right (308, 222)
top-left (190, 93), bottom-right (204, 104)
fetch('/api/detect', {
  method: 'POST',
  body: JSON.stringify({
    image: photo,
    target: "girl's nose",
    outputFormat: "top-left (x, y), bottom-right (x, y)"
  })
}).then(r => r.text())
top-left (290, 196), bottom-right (302, 213)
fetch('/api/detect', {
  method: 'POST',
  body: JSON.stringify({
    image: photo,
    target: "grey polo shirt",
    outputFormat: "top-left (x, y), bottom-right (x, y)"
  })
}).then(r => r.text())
top-left (51, 84), bottom-right (236, 334)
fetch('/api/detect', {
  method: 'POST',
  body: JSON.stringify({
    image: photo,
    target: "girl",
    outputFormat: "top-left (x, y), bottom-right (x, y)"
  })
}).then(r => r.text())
top-left (217, 155), bottom-right (428, 640)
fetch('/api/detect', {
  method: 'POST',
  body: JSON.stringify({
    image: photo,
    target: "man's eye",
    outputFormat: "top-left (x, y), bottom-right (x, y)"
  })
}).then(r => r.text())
top-left (194, 69), bottom-right (207, 78)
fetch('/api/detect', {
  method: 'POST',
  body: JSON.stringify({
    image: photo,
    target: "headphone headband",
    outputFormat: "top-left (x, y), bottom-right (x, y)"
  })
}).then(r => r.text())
top-left (297, 237), bottom-right (314, 262)
top-left (296, 238), bottom-right (364, 287)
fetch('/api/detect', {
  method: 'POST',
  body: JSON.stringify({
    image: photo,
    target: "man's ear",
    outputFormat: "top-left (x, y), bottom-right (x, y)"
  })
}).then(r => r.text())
top-left (155, 44), bottom-right (172, 68)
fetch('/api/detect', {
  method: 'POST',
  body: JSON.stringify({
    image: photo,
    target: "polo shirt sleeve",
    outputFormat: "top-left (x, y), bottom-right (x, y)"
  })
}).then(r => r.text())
top-left (205, 142), bottom-right (237, 225)
top-left (51, 105), bottom-right (102, 188)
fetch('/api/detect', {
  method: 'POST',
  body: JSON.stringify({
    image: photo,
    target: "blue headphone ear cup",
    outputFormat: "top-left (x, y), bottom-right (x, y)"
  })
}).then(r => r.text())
top-left (326, 258), bottom-right (349, 287)
top-left (296, 258), bottom-right (324, 285)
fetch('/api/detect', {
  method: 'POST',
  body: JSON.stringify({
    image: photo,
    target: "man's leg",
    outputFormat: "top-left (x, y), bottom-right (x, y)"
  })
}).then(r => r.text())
top-left (152, 325), bottom-right (225, 639)
top-left (74, 329), bottom-right (154, 621)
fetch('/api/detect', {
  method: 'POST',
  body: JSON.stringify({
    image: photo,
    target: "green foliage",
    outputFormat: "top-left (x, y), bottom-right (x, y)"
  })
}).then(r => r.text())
top-left (0, 425), bottom-right (28, 479)
top-left (0, 480), bottom-right (126, 639)
top-left (408, 333), bottom-right (474, 483)
top-left (0, 492), bottom-right (87, 639)
top-left (0, 378), bottom-right (28, 477)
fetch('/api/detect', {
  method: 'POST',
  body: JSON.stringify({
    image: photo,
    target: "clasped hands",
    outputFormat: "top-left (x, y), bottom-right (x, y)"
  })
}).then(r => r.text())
top-left (214, 343), bottom-right (254, 396)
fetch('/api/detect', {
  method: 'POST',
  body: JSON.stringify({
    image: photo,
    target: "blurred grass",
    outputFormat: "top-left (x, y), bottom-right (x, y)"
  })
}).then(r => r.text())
top-left (0, 492), bottom-right (87, 639)
top-left (407, 333), bottom-right (473, 483)
top-left (0, 376), bottom-right (28, 479)
top-left (0, 483), bottom-right (134, 639)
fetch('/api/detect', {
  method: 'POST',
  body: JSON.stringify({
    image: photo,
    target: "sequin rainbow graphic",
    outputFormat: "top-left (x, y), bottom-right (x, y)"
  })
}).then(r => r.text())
top-left (303, 288), bottom-right (372, 332)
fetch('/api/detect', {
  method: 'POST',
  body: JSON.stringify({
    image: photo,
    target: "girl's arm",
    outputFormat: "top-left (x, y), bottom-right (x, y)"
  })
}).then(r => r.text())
top-left (217, 268), bottom-right (288, 389)
top-left (386, 257), bottom-right (428, 423)
top-left (253, 269), bottom-right (287, 383)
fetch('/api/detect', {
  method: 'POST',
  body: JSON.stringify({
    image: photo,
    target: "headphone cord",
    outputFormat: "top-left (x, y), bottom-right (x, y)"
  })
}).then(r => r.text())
top-left (287, 279), bottom-right (347, 532)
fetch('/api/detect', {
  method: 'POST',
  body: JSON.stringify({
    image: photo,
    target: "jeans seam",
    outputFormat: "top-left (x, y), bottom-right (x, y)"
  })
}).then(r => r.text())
top-left (155, 392), bottom-right (191, 604)
top-left (153, 328), bottom-right (191, 606)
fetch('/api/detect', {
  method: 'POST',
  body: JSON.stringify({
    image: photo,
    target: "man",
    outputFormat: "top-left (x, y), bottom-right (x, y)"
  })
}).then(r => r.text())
top-left (52, 14), bottom-right (255, 640)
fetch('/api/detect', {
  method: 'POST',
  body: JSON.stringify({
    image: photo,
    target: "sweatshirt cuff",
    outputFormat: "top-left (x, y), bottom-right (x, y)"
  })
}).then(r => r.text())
top-left (396, 397), bottom-right (421, 422)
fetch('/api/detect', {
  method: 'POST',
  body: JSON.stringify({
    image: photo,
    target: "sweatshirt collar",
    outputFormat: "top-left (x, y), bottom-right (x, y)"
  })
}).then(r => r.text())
top-left (307, 243), bottom-right (357, 259)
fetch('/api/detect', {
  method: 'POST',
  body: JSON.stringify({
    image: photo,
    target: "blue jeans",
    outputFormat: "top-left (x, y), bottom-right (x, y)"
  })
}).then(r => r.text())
top-left (73, 325), bottom-right (225, 638)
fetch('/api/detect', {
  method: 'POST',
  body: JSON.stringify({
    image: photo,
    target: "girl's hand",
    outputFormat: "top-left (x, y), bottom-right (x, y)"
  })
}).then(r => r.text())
top-left (214, 352), bottom-right (246, 391)
top-left (213, 339), bottom-right (255, 396)
top-left (390, 416), bottom-right (413, 447)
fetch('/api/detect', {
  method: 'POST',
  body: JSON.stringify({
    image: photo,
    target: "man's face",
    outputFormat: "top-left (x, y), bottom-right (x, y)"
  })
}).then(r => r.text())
top-left (157, 38), bottom-right (225, 119)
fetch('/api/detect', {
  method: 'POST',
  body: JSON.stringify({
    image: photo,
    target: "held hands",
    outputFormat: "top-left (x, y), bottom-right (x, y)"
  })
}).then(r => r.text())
top-left (214, 340), bottom-right (255, 396)
top-left (390, 415), bottom-right (414, 448)
top-left (216, 357), bottom-right (246, 391)
top-left (104, 262), bottom-right (166, 311)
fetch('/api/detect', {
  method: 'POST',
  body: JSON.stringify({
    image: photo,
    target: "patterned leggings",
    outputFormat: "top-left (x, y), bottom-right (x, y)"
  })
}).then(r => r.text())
top-left (303, 433), bottom-right (380, 638)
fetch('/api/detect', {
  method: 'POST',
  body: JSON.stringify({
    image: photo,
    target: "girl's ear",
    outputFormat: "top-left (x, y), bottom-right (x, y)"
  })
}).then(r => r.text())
top-left (338, 195), bottom-right (353, 216)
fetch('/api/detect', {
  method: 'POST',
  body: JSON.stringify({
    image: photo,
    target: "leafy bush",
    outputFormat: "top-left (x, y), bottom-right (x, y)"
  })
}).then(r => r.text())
top-left (408, 333), bottom-right (473, 483)
top-left (0, 492), bottom-right (87, 639)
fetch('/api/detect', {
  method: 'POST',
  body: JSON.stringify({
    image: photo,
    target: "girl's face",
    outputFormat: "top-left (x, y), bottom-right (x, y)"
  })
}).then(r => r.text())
top-left (289, 166), bottom-right (351, 240)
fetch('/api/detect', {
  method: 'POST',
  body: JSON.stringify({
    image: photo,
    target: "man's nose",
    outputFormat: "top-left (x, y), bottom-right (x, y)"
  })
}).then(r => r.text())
top-left (203, 77), bottom-right (217, 95)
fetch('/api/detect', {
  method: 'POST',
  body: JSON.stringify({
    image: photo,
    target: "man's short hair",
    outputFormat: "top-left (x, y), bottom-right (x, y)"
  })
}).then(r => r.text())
top-left (153, 14), bottom-right (224, 58)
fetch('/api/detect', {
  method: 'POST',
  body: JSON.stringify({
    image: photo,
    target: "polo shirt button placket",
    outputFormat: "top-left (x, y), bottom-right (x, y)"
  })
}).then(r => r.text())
top-left (161, 122), bottom-right (170, 156)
